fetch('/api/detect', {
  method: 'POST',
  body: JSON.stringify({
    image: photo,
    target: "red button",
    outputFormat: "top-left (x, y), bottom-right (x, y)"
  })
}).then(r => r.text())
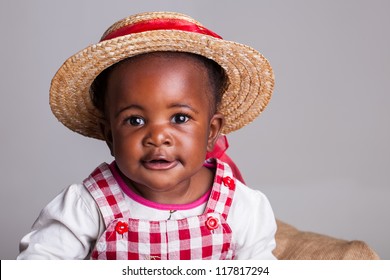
top-left (115, 221), bottom-right (128, 235)
top-left (206, 216), bottom-right (219, 230)
top-left (222, 176), bottom-right (235, 189)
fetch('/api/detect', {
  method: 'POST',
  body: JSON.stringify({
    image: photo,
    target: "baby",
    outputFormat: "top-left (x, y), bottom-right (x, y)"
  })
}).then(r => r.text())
top-left (18, 11), bottom-right (277, 260)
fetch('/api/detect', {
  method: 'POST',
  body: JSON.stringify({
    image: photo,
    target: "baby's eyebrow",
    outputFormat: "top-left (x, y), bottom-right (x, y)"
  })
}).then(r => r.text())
top-left (114, 103), bottom-right (200, 118)
top-left (115, 104), bottom-right (143, 118)
top-left (169, 103), bottom-right (199, 114)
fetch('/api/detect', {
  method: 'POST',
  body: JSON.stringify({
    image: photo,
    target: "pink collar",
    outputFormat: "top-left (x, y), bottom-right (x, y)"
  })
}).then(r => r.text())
top-left (109, 162), bottom-right (212, 211)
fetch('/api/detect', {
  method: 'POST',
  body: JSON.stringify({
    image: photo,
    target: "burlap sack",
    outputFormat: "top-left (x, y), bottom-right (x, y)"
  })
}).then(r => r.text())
top-left (273, 220), bottom-right (380, 260)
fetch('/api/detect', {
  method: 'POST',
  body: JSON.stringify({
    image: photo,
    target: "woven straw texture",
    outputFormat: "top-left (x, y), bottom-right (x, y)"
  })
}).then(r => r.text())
top-left (49, 12), bottom-right (274, 139)
top-left (273, 220), bottom-right (380, 260)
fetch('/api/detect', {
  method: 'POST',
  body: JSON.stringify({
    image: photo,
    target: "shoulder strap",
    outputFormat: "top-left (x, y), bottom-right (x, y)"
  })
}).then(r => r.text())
top-left (83, 163), bottom-right (130, 226)
top-left (205, 159), bottom-right (236, 220)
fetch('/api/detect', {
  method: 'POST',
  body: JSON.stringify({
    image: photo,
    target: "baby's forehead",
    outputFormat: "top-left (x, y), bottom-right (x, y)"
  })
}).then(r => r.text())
top-left (102, 52), bottom-right (221, 117)
top-left (90, 50), bottom-right (225, 119)
top-left (106, 53), bottom-right (214, 97)
top-left (107, 52), bottom-right (218, 96)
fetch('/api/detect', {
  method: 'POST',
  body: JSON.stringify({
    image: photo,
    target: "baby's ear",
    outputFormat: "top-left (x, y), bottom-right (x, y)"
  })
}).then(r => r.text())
top-left (100, 120), bottom-right (114, 157)
top-left (207, 113), bottom-right (225, 152)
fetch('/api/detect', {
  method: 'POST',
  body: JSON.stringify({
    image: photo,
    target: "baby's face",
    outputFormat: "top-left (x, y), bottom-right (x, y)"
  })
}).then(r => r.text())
top-left (103, 54), bottom-right (223, 198)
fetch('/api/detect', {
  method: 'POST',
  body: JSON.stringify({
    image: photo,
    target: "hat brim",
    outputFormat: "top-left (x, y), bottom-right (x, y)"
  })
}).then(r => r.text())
top-left (50, 29), bottom-right (274, 140)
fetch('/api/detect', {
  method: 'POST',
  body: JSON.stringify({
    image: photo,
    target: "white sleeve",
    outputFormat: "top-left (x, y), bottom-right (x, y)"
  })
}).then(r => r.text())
top-left (17, 184), bottom-right (104, 260)
top-left (228, 182), bottom-right (277, 260)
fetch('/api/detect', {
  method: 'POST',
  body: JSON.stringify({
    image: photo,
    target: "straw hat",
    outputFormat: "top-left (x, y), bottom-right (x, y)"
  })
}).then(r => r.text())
top-left (50, 11), bottom-right (274, 140)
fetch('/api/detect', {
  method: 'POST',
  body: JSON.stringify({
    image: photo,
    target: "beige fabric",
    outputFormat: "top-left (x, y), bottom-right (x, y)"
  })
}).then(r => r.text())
top-left (273, 220), bottom-right (380, 260)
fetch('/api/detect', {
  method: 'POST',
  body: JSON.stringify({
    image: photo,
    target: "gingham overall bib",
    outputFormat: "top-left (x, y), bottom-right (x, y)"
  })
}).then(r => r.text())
top-left (85, 160), bottom-right (236, 260)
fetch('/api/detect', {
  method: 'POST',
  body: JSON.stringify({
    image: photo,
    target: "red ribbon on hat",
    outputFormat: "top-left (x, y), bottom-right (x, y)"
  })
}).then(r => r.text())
top-left (101, 18), bottom-right (223, 42)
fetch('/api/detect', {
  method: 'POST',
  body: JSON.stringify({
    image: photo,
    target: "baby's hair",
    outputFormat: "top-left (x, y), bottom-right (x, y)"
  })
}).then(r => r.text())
top-left (90, 51), bottom-right (228, 118)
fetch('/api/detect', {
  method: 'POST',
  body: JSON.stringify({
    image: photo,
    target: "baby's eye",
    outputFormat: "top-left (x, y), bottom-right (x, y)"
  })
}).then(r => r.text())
top-left (171, 114), bottom-right (190, 124)
top-left (126, 116), bottom-right (145, 126)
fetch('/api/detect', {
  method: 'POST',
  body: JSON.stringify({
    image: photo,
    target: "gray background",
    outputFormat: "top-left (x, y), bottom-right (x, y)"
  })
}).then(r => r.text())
top-left (1, 0), bottom-right (389, 259)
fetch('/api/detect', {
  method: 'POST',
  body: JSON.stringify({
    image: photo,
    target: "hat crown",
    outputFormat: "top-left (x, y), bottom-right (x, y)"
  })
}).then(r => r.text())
top-left (101, 12), bottom-right (211, 41)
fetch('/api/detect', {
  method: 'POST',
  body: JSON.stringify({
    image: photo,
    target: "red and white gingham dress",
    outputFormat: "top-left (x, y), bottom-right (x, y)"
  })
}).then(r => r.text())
top-left (84, 160), bottom-right (236, 260)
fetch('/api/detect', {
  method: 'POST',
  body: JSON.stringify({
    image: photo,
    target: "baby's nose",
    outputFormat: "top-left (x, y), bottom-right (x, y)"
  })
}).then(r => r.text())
top-left (143, 124), bottom-right (173, 147)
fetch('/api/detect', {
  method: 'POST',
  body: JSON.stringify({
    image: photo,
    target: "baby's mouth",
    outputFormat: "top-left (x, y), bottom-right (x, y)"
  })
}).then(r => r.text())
top-left (142, 157), bottom-right (178, 170)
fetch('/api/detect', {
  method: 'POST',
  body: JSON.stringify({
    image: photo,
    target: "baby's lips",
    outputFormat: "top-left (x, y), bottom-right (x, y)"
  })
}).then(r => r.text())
top-left (142, 151), bottom-right (173, 163)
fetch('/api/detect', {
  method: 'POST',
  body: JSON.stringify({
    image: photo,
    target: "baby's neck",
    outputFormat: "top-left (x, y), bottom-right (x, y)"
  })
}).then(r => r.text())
top-left (112, 163), bottom-right (214, 206)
